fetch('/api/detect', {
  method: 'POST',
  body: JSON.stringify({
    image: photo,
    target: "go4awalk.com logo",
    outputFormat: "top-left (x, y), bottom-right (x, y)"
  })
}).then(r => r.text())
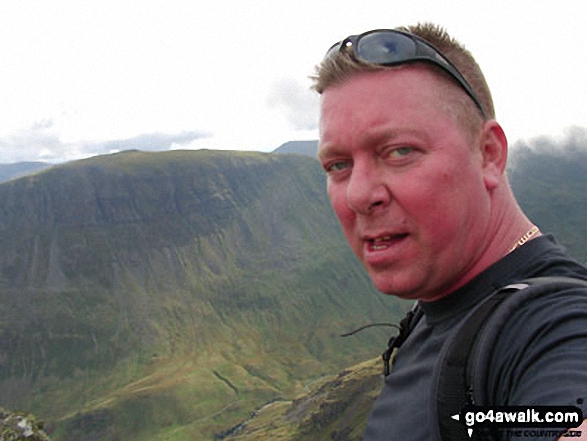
top-left (452, 405), bottom-right (583, 438)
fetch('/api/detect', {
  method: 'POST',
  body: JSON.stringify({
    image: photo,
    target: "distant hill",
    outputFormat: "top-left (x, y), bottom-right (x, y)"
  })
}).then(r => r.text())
top-left (509, 144), bottom-right (587, 263)
top-left (0, 149), bottom-right (404, 441)
top-left (0, 162), bottom-right (52, 182)
top-left (273, 140), bottom-right (318, 157)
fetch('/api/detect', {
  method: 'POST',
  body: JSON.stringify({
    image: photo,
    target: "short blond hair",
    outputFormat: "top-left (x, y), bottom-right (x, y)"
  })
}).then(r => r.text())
top-left (312, 23), bottom-right (495, 129)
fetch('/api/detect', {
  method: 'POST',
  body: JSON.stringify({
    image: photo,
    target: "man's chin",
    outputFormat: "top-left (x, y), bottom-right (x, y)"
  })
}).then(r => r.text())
top-left (369, 273), bottom-right (423, 300)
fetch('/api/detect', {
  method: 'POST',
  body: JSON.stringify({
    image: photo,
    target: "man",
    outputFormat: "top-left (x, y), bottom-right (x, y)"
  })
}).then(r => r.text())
top-left (313, 23), bottom-right (587, 440)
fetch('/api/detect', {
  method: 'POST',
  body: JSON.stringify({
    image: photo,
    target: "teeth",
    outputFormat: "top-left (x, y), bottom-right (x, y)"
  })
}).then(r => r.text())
top-left (370, 236), bottom-right (393, 251)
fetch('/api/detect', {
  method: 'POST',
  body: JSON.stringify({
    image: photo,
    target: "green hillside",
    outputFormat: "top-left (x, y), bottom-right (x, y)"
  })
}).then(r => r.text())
top-left (509, 144), bottom-right (587, 263)
top-left (222, 357), bottom-right (382, 441)
top-left (0, 149), bottom-right (405, 440)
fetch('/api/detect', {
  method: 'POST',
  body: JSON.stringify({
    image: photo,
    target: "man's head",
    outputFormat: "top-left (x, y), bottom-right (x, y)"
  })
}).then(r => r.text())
top-left (314, 23), bottom-right (495, 139)
top-left (316, 24), bottom-right (513, 301)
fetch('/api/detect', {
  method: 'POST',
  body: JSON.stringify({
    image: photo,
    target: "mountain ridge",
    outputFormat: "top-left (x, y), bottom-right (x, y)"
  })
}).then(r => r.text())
top-left (273, 140), bottom-right (318, 157)
top-left (0, 149), bottom-right (405, 440)
top-left (0, 161), bottom-right (52, 183)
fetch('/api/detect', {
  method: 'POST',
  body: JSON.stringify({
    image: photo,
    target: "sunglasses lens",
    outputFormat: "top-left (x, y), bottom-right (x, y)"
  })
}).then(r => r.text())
top-left (357, 32), bottom-right (416, 65)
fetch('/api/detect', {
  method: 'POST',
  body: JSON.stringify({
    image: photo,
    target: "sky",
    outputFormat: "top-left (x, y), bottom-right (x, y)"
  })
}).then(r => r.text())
top-left (1, 0), bottom-right (587, 164)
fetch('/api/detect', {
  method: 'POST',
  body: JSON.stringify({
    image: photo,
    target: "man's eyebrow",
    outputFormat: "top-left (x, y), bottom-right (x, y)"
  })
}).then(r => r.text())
top-left (317, 143), bottom-right (339, 161)
top-left (363, 126), bottom-right (419, 145)
top-left (318, 127), bottom-right (423, 161)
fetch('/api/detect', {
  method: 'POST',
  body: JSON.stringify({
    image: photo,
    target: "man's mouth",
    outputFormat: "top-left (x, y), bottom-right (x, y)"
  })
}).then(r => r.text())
top-left (366, 234), bottom-right (409, 251)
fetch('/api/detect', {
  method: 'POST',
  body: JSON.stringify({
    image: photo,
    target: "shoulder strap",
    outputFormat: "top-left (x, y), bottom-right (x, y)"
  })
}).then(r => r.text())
top-left (382, 301), bottom-right (423, 376)
top-left (432, 276), bottom-right (587, 441)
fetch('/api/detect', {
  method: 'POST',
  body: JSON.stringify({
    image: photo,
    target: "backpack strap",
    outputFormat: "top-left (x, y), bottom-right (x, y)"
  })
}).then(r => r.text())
top-left (431, 276), bottom-right (587, 441)
top-left (382, 301), bottom-right (423, 376)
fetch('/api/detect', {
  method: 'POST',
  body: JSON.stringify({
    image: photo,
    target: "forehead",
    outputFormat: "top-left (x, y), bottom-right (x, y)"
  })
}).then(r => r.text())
top-left (319, 66), bottom-right (456, 148)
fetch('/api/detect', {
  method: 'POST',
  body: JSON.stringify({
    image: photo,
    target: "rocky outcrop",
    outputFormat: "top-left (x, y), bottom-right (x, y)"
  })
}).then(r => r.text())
top-left (0, 407), bottom-right (51, 440)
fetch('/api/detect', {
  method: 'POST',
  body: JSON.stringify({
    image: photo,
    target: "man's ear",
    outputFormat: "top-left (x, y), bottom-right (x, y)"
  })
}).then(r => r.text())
top-left (480, 120), bottom-right (508, 190)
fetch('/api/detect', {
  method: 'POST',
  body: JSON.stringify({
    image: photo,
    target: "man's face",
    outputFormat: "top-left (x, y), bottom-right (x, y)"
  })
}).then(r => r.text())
top-left (318, 67), bottom-right (492, 301)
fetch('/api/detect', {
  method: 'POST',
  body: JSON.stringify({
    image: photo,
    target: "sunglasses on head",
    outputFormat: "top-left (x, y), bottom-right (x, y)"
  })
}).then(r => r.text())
top-left (325, 29), bottom-right (486, 118)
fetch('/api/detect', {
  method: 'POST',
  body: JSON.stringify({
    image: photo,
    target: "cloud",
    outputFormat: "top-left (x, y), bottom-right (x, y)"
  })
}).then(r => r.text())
top-left (86, 131), bottom-right (211, 155)
top-left (266, 77), bottom-right (319, 131)
top-left (0, 122), bottom-right (211, 163)
top-left (511, 126), bottom-right (587, 153)
top-left (0, 119), bottom-right (64, 163)
top-left (509, 126), bottom-right (587, 168)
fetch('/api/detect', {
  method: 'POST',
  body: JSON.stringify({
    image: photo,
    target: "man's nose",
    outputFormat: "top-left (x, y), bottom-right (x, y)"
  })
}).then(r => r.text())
top-left (346, 162), bottom-right (390, 215)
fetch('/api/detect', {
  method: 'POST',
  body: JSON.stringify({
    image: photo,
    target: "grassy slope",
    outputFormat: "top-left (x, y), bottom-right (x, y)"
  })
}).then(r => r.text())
top-left (0, 150), bottom-right (406, 440)
top-left (224, 357), bottom-right (382, 441)
top-left (509, 145), bottom-right (587, 263)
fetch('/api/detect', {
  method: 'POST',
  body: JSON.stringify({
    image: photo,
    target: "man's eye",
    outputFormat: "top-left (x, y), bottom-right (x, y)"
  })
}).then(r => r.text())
top-left (326, 161), bottom-right (350, 172)
top-left (388, 147), bottom-right (414, 158)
